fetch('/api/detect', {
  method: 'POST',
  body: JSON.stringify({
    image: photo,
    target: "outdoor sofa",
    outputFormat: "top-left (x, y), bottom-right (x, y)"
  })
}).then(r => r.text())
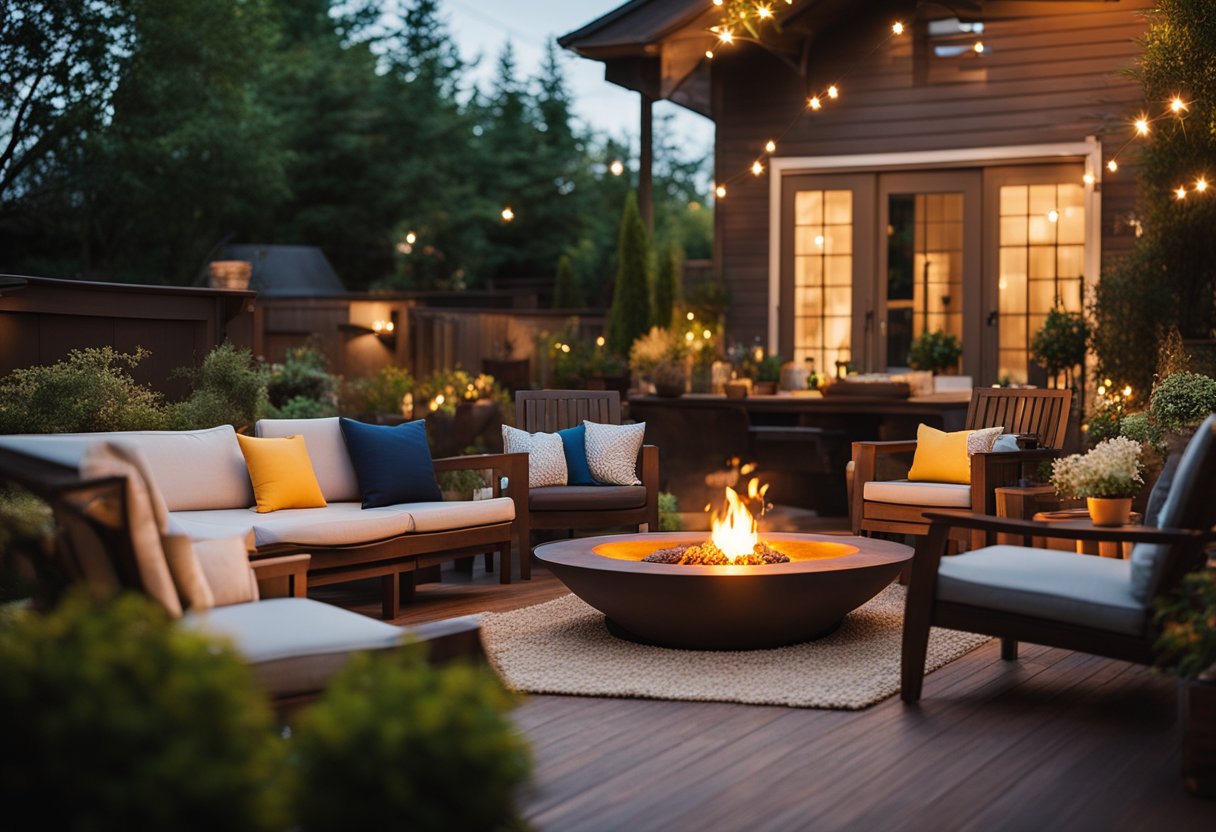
top-left (1, 418), bottom-right (529, 619)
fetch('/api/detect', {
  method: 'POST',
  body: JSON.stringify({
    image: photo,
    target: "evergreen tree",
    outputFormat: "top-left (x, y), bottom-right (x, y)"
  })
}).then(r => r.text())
top-left (1094, 0), bottom-right (1216, 394)
top-left (653, 240), bottom-right (682, 328)
top-left (607, 191), bottom-right (652, 354)
top-left (552, 253), bottom-right (582, 308)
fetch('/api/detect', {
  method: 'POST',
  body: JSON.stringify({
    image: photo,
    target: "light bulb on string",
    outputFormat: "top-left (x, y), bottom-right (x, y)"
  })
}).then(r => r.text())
top-left (405, 231), bottom-right (417, 245)
top-left (719, 29), bottom-right (734, 44)
top-left (1134, 116), bottom-right (1150, 136)
top-left (1107, 159), bottom-right (1118, 173)
top-left (609, 159), bottom-right (624, 176)
top-left (715, 184), bottom-right (727, 199)
top-left (1197, 177), bottom-right (1208, 193)
top-left (1171, 96), bottom-right (1187, 113)
top-left (973, 41), bottom-right (984, 53)
top-left (764, 139), bottom-right (776, 153)
top-left (1083, 172), bottom-right (1096, 186)
top-left (827, 84), bottom-right (839, 99)
top-left (756, 4), bottom-right (773, 20)
top-left (1175, 186), bottom-right (1187, 200)
top-left (705, 50), bottom-right (714, 59)
top-left (808, 95), bottom-right (822, 110)
top-left (751, 160), bottom-right (764, 176)
top-left (500, 206), bottom-right (515, 222)
top-left (892, 21), bottom-right (904, 35)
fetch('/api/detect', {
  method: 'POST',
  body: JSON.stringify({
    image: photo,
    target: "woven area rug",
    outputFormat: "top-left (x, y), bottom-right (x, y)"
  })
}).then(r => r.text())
top-left (482, 584), bottom-right (990, 710)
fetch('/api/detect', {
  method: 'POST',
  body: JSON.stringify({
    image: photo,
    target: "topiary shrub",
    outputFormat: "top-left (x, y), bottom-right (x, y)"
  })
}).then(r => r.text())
top-left (0, 347), bottom-right (171, 434)
top-left (907, 330), bottom-right (962, 374)
top-left (1149, 372), bottom-right (1216, 433)
top-left (551, 253), bottom-right (583, 309)
top-left (0, 591), bottom-right (286, 831)
top-left (290, 646), bottom-right (530, 832)
top-left (653, 241), bottom-right (682, 329)
top-left (606, 191), bottom-right (652, 355)
top-left (1030, 308), bottom-right (1089, 387)
top-left (171, 343), bottom-right (269, 430)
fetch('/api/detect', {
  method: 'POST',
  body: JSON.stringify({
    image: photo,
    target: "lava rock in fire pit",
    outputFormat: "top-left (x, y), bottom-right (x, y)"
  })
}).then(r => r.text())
top-left (642, 541), bottom-right (791, 565)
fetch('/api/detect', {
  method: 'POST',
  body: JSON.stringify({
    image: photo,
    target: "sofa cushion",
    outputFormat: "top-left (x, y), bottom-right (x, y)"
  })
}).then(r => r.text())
top-left (937, 545), bottom-right (1146, 636)
top-left (529, 485), bottom-right (647, 511)
top-left (180, 598), bottom-right (406, 697)
top-left (81, 442), bottom-right (183, 618)
top-left (339, 418), bottom-right (442, 508)
top-left (863, 479), bottom-right (971, 508)
top-left (399, 497), bottom-right (515, 533)
top-left (235, 433), bottom-right (328, 513)
top-left (255, 417), bottom-right (360, 503)
top-left (171, 503), bottom-right (416, 549)
top-left (6, 426), bottom-right (252, 511)
top-left (163, 534), bottom-right (217, 611)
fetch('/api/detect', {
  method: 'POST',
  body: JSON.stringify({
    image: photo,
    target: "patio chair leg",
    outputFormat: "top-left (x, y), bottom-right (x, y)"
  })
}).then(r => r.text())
top-left (901, 525), bottom-right (947, 703)
top-left (381, 573), bottom-right (401, 620)
top-left (500, 541), bottom-right (514, 584)
top-left (484, 551), bottom-right (494, 572)
top-left (1000, 638), bottom-right (1019, 661)
top-left (516, 538), bottom-right (530, 581)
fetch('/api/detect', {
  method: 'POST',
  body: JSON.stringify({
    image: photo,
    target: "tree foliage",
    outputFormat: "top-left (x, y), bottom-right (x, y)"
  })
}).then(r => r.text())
top-left (607, 191), bottom-right (652, 354)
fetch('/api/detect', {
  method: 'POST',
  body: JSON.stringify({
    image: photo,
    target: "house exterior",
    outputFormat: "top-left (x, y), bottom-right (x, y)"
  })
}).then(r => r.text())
top-left (562, 0), bottom-right (1151, 386)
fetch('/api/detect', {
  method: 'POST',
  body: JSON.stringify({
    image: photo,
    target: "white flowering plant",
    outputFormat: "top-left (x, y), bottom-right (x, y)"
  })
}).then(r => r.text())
top-left (1049, 436), bottom-right (1144, 499)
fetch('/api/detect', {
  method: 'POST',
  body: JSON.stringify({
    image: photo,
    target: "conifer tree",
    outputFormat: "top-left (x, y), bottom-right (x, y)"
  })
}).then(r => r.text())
top-left (653, 240), bottom-right (683, 328)
top-left (607, 191), bottom-right (652, 354)
top-left (552, 254), bottom-right (582, 308)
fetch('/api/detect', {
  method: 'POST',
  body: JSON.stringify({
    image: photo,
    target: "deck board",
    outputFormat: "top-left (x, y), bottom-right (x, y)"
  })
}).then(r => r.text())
top-left (314, 547), bottom-right (1212, 831)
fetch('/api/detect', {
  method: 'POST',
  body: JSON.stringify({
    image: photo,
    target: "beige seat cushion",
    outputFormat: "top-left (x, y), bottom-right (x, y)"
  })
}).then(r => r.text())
top-left (181, 598), bottom-right (406, 697)
top-left (529, 485), bottom-right (647, 511)
top-left (255, 417), bottom-right (360, 503)
top-left (937, 545), bottom-right (1146, 636)
top-left (399, 497), bottom-right (515, 533)
top-left (171, 503), bottom-right (416, 548)
top-left (863, 479), bottom-right (971, 508)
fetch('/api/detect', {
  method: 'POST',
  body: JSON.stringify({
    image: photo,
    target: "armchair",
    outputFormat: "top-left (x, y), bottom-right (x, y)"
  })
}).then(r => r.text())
top-left (851, 387), bottom-right (1072, 547)
top-left (900, 414), bottom-right (1216, 703)
top-left (514, 390), bottom-right (660, 562)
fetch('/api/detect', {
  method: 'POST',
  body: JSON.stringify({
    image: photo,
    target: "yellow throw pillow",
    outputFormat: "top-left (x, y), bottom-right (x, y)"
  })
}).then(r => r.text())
top-left (907, 423), bottom-right (974, 484)
top-left (236, 433), bottom-right (328, 513)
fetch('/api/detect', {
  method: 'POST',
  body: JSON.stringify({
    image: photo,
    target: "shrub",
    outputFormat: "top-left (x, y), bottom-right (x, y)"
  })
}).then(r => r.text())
top-left (290, 646), bottom-right (530, 832)
top-left (342, 366), bottom-right (413, 416)
top-left (628, 326), bottom-right (679, 376)
top-left (1149, 372), bottom-right (1216, 433)
top-left (653, 241), bottom-right (682, 329)
top-left (266, 344), bottom-right (339, 417)
top-left (1030, 308), bottom-right (1089, 384)
top-left (171, 344), bottom-right (269, 430)
top-left (0, 591), bottom-right (286, 831)
top-left (606, 191), bottom-right (652, 355)
top-left (437, 467), bottom-right (486, 499)
top-left (1154, 570), bottom-right (1216, 679)
top-left (0, 486), bottom-right (53, 603)
top-left (551, 253), bottom-right (582, 308)
top-left (906, 330), bottom-right (962, 374)
top-left (658, 491), bottom-right (683, 532)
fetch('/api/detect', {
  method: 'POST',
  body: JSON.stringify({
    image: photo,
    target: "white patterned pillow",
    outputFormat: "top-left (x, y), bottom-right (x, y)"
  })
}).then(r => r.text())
top-left (583, 421), bottom-right (645, 485)
top-left (502, 425), bottom-right (567, 488)
top-left (967, 426), bottom-right (1004, 455)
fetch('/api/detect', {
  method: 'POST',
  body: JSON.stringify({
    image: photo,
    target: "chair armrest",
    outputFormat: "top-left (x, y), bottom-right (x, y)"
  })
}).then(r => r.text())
top-left (638, 444), bottom-right (660, 531)
top-left (921, 509), bottom-right (1211, 546)
top-left (250, 553), bottom-right (311, 598)
top-left (440, 451), bottom-right (531, 565)
top-left (432, 452), bottom-right (517, 474)
top-left (850, 440), bottom-right (919, 533)
top-left (969, 448), bottom-right (1064, 516)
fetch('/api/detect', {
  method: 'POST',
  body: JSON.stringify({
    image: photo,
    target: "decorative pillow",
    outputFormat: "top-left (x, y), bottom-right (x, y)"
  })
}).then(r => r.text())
top-left (558, 424), bottom-right (598, 486)
top-left (992, 433), bottom-right (1021, 453)
top-left (162, 534), bottom-right (216, 612)
top-left (584, 421), bottom-right (645, 485)
top-left (967, 426), bottom-right (1004, 455)
top-left (193, 536), bottom-right (260, 607)
top-left (907, 423), bottom-right (973, 484)
top-left (235, 433), bottom-right (328, 513)
top-left (502, 425), bottom-right (568, 488)
top-left (339, 418), bottom-right (443, 508)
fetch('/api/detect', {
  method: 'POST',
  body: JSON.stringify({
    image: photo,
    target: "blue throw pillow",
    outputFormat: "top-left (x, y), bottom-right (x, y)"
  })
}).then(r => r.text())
top-left (558, 424), bottom-right (598, 486)
top-left (338, 418), bottom-right (442, 508)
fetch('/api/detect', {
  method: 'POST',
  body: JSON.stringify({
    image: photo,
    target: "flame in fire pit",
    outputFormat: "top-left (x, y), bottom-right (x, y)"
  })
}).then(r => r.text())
top-left (711, 481), bottom-right (767, 562)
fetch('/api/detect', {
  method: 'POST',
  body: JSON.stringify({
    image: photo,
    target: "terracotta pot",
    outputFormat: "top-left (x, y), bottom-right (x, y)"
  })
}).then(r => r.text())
top-left (1087, 496), bottom-right (1133, 527)
top-left (1183, 673), bottom-right (1216, 797)
top-left (724, 379), bottom-right (751, 399)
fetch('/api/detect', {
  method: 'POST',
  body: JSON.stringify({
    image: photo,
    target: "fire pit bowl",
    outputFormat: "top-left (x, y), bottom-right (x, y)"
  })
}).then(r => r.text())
top-left (533, 532), bottom-right (913, 650)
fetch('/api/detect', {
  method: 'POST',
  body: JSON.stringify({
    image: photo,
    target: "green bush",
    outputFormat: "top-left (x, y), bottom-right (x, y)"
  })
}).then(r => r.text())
top-left (171, 343), bottom-right (269, 430)
top-left (658, 491), bottom-right (682, 532)
top-left (906, 330), bottom-right (962, 373)
top-left (653, 241), bottom-right (682, 329)
top-left (0, 347), bottom-right (171, 434)
top-left (267, 344), bottom-right (339, 417)
top-left (291, 646), bottom-right (530, 832)
top-left (1149, 372), bottom-right (1216, 432)
top-left (437, 467), bottom-right (486, 499)
top-left (551, 253), bottom-right (583, 309)
top-left (1154, 570), bottom-right (1216, 679)
top-left (1030, 308), bottom-right (1088, 382)
top-left (0, 486), bottom-right (53, 603)
top-left (606, 191), bottom-right (652, 355)
top-left (0, 591), bottom-right (286, 831)
top-left (342, 366), bottom-right (413, 416)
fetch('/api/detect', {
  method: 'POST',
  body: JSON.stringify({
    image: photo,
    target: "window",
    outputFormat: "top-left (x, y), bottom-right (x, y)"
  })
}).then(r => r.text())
top-left (793, 189), bottom-right (852, 374)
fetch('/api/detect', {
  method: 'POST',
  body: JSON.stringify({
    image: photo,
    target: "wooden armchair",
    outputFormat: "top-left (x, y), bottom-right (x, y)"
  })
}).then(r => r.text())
top-left (851, 387), bottom-right (1072, 546)
top-left (514, 390), bottom-right (660, 562)
top-left (900, 414), bottom-right (1216, 703)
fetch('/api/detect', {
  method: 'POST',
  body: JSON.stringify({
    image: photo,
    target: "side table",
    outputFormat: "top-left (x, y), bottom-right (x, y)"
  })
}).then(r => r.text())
top-left (1030, 509), bottom-right (1144, 559)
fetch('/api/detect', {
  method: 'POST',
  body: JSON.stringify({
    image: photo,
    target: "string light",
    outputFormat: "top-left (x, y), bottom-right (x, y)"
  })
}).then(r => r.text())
top-left (751, 160), bottom-right (764, 175)
top-left (1107, 159), bottom-right (1118, 173)
top-left (715, 184), bottom-right (727, 199)
top-left (892, 21), bottom-right (904, 35)
top-left (500, 206), bottom-right (515, 222)
top-left (1083, 172), bottom-right (1096, 186)
top-left (705, 50), bottom-right (714, 59)
top-left (1171, 95), bottom-right (1187, 113)
top-left (1175, 186), bottom-right (1187, 200)
top-left (827, 84), bottom-right (839, 99)
top-left (756, 4), bottom-right (773, 20)
top-left (595, 336), bottom-right (606, 347)
top-left (973, 41), bottom-right (984, 53)
top-left (1197, 177), bottom-right (1208, 192)
top-left (719, 29), bottom-right (734, 44)
top-left (807, 95), bottom-right (822, 110)
top-left (764, 139), bottom-right (776, 153)
top-left (1134, 116), bottom-right (1150, 136)
top-left (609, 159), bottom-right (624, 176)
top-left (405, 231), bottom-right (417, 245)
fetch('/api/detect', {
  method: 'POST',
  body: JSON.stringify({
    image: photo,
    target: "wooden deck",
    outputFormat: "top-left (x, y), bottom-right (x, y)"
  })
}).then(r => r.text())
top-left (314, 552), bottom-right (1214, 831)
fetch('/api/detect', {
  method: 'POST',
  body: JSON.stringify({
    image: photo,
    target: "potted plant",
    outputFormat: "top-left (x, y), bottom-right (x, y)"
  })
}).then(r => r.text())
top-left (1030, 308), bottom-right (1089, 389)
top-left (628, 326), bottom-right (679, 394)
top-left (753, 354), bottom-right (783, 395)
top-left (1049, 436), bottom-right (1144, 526)
top-left (907, 329), bottom-right (963, 375)
top-left (652, 359), bottom-right (688, 398)
top-left (1149, 371), bottom-right (1216, 454)
top-left (1153, 570), bottom-right (1216, 797)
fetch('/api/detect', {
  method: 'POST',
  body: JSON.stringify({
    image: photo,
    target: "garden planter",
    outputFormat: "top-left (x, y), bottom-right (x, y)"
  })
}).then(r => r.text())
top-left (1086, 497), bottom-right (1133, 526)
top-left (1183, 671), bottom-right (1216, 798)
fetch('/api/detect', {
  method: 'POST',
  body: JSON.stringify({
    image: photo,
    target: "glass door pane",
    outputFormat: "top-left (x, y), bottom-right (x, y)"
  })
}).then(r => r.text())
top-left (793, 188), bottom-right (854, 375)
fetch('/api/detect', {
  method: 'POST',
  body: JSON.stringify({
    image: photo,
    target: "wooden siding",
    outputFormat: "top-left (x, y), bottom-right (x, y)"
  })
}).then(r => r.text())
top-left (713, 0), bottom-right (1151, 346)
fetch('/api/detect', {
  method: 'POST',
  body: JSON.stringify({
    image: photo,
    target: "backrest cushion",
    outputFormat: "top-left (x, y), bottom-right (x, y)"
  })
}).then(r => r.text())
top-left (908, 423), bottom-right (973, 484)
top-left (338, 418), bottom-right (442, 508)
top-left (80, 442), bottom-right (184, 618)
top-left (584, 421), bottom-right (645, 486)
top-left (163, 534), bottom-right (258, 610)
top-left (163, 534), bottom-right (217, 612)
top-left (255, 417), bottom-right (360, 502)
top-left (558, 424), bottom-right (598, 486)
top-left (502, 425), bottom-right (568, 488)
top-left (235, 434), bottom-right (328, 513)
top-left (1130, 414), bottom-right (1216, 601)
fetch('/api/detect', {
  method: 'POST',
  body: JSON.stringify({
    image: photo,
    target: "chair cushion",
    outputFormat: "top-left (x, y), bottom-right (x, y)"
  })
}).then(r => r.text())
top-left (396, 497), bottom-right (515, 533)
top-left (192, 536), bottom-right (260, 606)
top-left (180, 598), bottom-right (405, 697)
top-left (339, 418), bottom-right (442, 508)
top-left (584, 421), bottom-right (645, 485)
top-left (163, 534), bottom-right (217, 611)
top-left (937, 545), bottom-right (1146, 636)
top-left (256, 417), bottom-right (360, 502)
top-left (529, 485), bottom-right (647, 511)
top-left (558, 424), bottom-right (598, 486)
top-left (863, 479), bottom-right (971, 508)
top-left (1130, 414), bottom-right (1216, 602)
top-left (236, 434), bottom-right (328, 513)
top-left (502, 425), bottom-right (568, 487)
top-left (908, 423), bottom-right (973, 484)
top-left (169, 504), bottom-right (415, 549)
